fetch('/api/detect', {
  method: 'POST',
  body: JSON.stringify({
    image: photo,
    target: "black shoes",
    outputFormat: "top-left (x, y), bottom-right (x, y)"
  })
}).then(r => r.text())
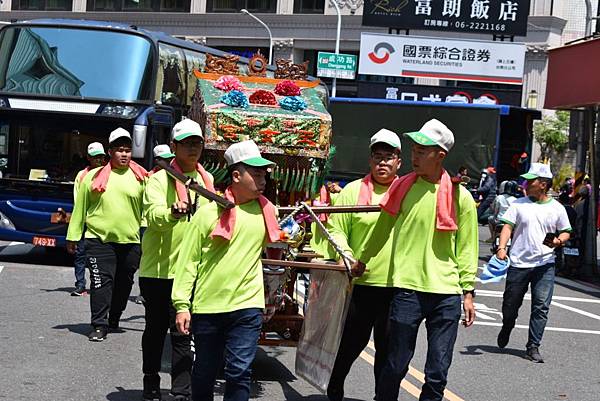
top-left (88, 326), bottom-right (108, 342)
top-left (526, 347), bottom-right (544, 363)
top-left (497, 325), bottom-right (512, 349)
top-left (143, 374), bottom-right (161, 401)
top-left (70, 287), bottom-right (87, 296)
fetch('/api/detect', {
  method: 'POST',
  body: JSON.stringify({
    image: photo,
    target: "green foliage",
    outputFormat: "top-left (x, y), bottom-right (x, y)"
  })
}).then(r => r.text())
top-left (553, 164), bottom-right (575, 190)
top-left (533, 111), bottom-right (569, 161)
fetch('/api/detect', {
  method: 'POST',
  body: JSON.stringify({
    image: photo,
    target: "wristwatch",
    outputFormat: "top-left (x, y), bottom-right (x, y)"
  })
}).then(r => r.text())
top-left (463, 289), bottom-right (476, 298)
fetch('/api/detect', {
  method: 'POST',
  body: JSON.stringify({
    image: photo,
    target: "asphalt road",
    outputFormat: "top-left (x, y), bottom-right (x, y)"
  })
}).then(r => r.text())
top-left (1, 231), bottom-right (600, 401)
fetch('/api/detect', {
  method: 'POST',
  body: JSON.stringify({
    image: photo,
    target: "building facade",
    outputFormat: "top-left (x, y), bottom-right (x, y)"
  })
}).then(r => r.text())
top-left (0, 0), bottom-right (573, 109)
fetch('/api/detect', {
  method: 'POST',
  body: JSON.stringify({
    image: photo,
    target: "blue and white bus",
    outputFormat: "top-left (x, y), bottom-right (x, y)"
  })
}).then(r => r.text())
top-left (0, 18), bottom-right (280, 247)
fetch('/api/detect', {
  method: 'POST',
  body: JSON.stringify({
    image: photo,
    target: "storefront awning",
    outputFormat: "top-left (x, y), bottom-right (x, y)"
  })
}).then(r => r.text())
top-left (545, 37), bottom-right (600, 109)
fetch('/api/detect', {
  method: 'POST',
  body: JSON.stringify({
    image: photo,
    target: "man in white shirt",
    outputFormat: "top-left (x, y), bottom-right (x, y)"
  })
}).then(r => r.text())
top-left (496, 163), bottom-right (571, 363)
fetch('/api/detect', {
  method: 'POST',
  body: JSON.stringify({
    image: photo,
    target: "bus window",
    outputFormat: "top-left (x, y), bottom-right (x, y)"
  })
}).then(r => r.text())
top-left (183, 49), bottom-right (206, 108)
top-left (0, 123), bottom-right (8, 177)
top-left (157, 43), bottom-right (187, 105)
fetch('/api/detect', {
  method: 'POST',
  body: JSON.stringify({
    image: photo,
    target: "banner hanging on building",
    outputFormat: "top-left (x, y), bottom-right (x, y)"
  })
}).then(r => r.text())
top-left (362, 0), bottom-right (531, 36)
top-left (358, 33), bottom-right (526, 85)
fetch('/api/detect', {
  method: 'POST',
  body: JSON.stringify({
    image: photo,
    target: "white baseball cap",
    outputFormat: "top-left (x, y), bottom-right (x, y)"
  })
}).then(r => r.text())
top-left (87, 142), bottom-right (105, 157)
top-left (405, 119), bottom-right (454, 151)
top-left (108, 127), bottom-right (131, 144)
top-left (224, 140), bottom-right (274, 167)
top-left (172, 119), bottom-right (203, 142)
top-left (521, 162), bottom-right (553, 180)
top-left (370, 128), bottom-right (401, 150)
top-left (153, 144), bottom-right (175, 159)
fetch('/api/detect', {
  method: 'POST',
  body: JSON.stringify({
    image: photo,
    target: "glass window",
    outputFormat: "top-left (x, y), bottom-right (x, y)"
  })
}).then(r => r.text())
top-left (206, 0), bottom-right (275, 12)
top-left (0, 27), bottom-right (154, 102)
top-left (12, 0), bottom-right (72, 10)
top-left (294, 0), bottom-right (324, 14)
top-left (87, 0), bottom-right (189, 11)
top-left (183, 49), bottom-right (206, 107)
top-left (158, 43), bottom-right (187, 105)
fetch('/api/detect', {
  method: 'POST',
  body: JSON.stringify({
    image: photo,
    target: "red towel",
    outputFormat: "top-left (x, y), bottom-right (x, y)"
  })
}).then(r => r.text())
top-left (77, 167), bottom-right (91, 183)
top-left (313, 185), bottom-right (331, 222)
top-left (379, 170), bottom-right (458, 231)
top-left (91, 161), bottom-right (148, 193)
top-left (170, 160), bottom-right (215, 202)
top-left (211, 186), bottom-right (281, 243)
top-left (357, 174), bottom-right (399, 206)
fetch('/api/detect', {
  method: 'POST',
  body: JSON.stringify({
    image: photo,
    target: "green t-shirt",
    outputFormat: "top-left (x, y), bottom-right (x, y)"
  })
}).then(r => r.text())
top-left (328, 178), bottom-right (395, 287)
top-left (171, 200), bottom-right (270, 314)
top-left (139, 169), bottom-right (212, 279)
top-left (309, 191), bottom-right (339, 258)
top-left (358, 178), bottom-right (478, 294)
top-left (66, 166), bottom-right (145, 244)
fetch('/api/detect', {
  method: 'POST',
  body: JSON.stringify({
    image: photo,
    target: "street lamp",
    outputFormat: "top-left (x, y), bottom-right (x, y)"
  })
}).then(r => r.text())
top-left (329, 0), bottom-right (342, 97)
top-left (241, 9), bottom-right (273, 64)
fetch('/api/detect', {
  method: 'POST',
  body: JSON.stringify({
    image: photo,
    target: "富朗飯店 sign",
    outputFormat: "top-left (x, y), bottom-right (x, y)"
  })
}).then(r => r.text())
top-left (363, 0), bottom-right (530, 37)
top-left (358, 33), bottom-right (525, 85)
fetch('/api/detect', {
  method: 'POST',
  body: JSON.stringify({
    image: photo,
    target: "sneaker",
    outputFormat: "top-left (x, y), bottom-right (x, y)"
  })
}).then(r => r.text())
top-left (526, 347), bottom-right (544, 363)
top-left (143, 374), bottom-right (161, 401)
top-left (70, 287), bottom-right (87, 296)
top-left (135, 295), bottom-right (145, 304)
top-left (497, 325), bottom-right (512, 349)
top-left (141, 390), bottom-right (161, 401)
top-left (88, 327), bottom-right (107, 342)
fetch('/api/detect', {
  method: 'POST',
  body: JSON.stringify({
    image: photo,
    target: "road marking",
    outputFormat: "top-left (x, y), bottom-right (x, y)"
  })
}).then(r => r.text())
top-left (0, 265), bottom-right (3, 276)
top-left (477, 289), bottom-right (600, 304)
top-left (473, 320), bottom-right (600, 335)
top-left (360, 351), bottom-right (422, 399)
top-left (550, 300), bottom-right (600, 321)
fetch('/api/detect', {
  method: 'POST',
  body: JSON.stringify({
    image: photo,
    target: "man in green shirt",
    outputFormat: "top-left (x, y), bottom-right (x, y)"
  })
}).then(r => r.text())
top-left (172, 140), bottom-right (279, 401)
top-left (353, 119), bottom-right (478, 401)
top-left (326, 128), bottom-right (402, 401)
top-left (66, 127), bottom-right (147, 342)
top-left (139, 119), bottom-right (213, 401)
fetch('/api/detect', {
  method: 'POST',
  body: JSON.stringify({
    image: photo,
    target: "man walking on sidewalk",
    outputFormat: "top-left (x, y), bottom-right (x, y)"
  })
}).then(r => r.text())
top-left (353, 119), bottom-right (478, 401)
top-left (66, 128), bottom-right (147, 342)
top-left (71, 142), bottom-right (106, 296)
top-left (326, 128), bottom-right (402, 401)
top-left (496, 163), bottom-right (571, 363)
top-left (172, 140), bottom-right (280, 401)
top-left (139, 119), bottom-right (214, 401)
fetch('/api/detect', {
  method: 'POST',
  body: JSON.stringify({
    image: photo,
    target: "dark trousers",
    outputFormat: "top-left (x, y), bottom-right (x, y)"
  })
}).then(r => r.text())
top-left (74, 238), bottom-right (87, 289)
top-left (327, 285), bottom-right (394, 401)
top-left (140, 277), bottom-right (192, 396)
top-left (85, 238), bottom-right (140, 328)
top-left (501, 264), bottom-right (555, 348)
top-left (377, 289), bottom-right (461, 401)
top-left (191, 308), bottom-right (262, 401)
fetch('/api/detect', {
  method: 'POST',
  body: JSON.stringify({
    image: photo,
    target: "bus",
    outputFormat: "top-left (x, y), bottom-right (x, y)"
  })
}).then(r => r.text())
top-left (0, 18), bottom-right (286, 247)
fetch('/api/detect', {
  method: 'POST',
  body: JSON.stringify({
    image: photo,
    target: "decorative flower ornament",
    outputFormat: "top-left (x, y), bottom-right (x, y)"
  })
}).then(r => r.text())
top-left (279, 96), bottom-right (307, 112)
top-left (213, 75), bottom-right (244, 92)
top-left (274, 80), bottom-right (301, 96)
top-left (220, 90), bottom-right (249, 108)
top-left (249, 90), bottom-right (277, 105)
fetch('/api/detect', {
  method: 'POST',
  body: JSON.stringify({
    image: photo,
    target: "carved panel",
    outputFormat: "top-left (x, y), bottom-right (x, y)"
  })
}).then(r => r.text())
top-left (204, 53), bottom-right (240, 75)
top-left (274, 59), bottom-right (309, 80)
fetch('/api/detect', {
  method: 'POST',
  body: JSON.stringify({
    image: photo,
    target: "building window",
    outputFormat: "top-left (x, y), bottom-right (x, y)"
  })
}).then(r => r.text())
top-left (206, 0), bottom-right (276, 13)
top-left (12, 0), bottom-right (72, 10)
top-left (87, 0), bottom-right (190, 11)
top-left (293, 0), bottom-right (324, 14)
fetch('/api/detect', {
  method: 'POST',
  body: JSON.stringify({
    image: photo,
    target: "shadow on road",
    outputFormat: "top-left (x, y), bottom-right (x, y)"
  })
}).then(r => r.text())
top-left (106, 386), bottom-right (143, 401)
top-left (52, 322), bottom-right (90, 337)
top-left (40, 286), bottom-right (73, 294)
top-left (460, 344), bottom-right (528, 360)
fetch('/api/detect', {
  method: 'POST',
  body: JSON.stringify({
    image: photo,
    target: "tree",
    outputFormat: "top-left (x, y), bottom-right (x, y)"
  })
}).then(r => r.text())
top-left (533, 111), bottom-right (569, 162)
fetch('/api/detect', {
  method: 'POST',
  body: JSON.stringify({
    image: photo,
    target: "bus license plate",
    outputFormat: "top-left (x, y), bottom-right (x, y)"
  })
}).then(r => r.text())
top-left (32, 236), bottom-right (56, 247)
top-left (564, 248), bottom-right (579, 256)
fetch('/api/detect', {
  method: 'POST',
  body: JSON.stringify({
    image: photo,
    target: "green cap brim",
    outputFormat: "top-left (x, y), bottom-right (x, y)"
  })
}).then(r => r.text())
top-left (405, 131), bottom-right (438, 147)
top-left (88, 151), bottom-right (105, 156)
top-left (242, 157), bottom-right (275, 167)
top-left (158, 153), bottom-right (176, 159)
top-left (173, 132), bottom-right (203, 142)
top-left (520, 173), bottom-right (538, 180)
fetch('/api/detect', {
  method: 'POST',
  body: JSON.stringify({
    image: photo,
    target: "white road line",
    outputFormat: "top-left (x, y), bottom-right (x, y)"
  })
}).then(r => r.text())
top-left (473, 311), bottom-right (496, 320)
top-left (477, 289), bottom-right (600, 304)
top-left (550, 300), bottom-right (600, 321)
top-left (473, 321), bottom-right (600, 335)
top-left (0, 265), bottom-right (3, 276)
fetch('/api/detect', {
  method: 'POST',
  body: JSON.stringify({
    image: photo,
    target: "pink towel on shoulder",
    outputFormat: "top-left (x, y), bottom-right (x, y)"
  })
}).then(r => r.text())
top-left (170, 160), bottom-right (215, 202)
top-left (78, 167), bottom-right (91, 183)
top-left (357, 174), bottom-right (399, 206)
top-left (211, 186), bottom-right (281, 243)
top-left (91, 161), bottom-right (148, 193)
top-left (314, 185), bottom-right (331, 222)
top-left (379, 170), bottom-right (458, 231)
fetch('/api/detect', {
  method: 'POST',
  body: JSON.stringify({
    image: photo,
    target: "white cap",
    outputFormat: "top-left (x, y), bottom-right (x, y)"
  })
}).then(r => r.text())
top-left (224, 140), bottom-right (274, 167)
top-left (521, 162), bottom-right (553, 180)
top-left (370, 128), bottom-right (401, 150)
top-left (405, 119), bottom-right (454, 151)
top-left (108, 127), bottom-right (131, 144)
top-left (153, 144), bottom-right (175, 159)
top-left (87, 142), bottom-right (105, 157)
top-left (172, 119), bottom-right (203, 141)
